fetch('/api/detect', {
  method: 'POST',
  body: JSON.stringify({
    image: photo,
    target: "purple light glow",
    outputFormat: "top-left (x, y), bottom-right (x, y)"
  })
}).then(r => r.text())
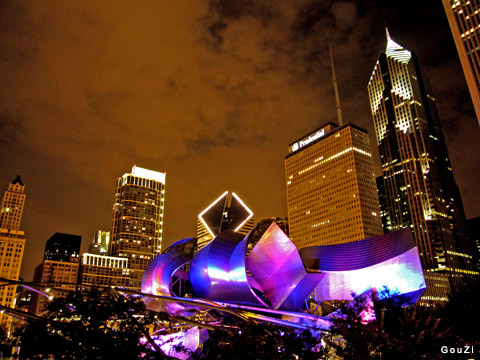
top-left (141, 225), bottom-right (425, 317)
top-left (141, 327), bottom-right (208, 360)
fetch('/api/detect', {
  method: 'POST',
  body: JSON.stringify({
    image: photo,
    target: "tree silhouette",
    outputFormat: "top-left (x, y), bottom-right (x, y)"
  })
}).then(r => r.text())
top-left (195, 320), bottom-right (322, 360)
top-left (322, 289), bottom-right (462, 360)
top-left (16, 289), bottom-right (169, 359)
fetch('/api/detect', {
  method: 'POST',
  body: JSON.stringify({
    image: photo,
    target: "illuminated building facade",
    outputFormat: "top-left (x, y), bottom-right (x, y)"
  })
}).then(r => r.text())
top-left (197, 191), bottom-right (254, 250)
top-left (368, 31), bottom-right (476, 303)
top-left (442, 0), bottom-right (480, 126)
top-left (88, 230), bottom-right (110, 255)
top-left (285, 122), bottom-right (382, 249)
top-left (466, 216), bottom-right (480, 271)
top-left (0, 176), bottom-right (25, 231)
top-left (29, 232), bottom-right (81, 315)
top-left (79, 253), bottom-right (129, 287)
top-left (109, 165), bottom-right (166, 290)
top-left (376, 176), bottom-right (391, 233)
top-left (0, 176), bottom-right (26, 328)
top-left (29, 259), bottom-right (79, 315)
top-left (79, 231), bottom-right (129, 287)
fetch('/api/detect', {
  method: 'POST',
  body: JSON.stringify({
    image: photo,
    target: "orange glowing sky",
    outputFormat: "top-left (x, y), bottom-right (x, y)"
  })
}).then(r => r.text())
top-left (1, 0), bottom-right (479, 280)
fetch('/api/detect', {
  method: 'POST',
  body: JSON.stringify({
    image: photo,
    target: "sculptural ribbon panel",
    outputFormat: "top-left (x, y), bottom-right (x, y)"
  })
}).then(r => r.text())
top-left (142, 223), bottom-right (426, 314)
top-left (300, 228), bottom-right (426, 303)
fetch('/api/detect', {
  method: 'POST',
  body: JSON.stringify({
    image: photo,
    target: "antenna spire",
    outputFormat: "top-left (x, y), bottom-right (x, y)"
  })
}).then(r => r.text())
top-left (329, 42), bottom-right (343, 126)
top-left (386, 26), bottom-right (391, 41)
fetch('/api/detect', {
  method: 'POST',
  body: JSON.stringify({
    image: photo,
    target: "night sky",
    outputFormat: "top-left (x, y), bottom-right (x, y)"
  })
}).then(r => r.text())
top-left (1, 0), bottom-right (479, 281)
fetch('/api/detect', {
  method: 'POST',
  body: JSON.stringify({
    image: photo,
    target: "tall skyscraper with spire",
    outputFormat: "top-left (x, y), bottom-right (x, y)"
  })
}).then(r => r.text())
top-left (0, 176), bottom-right (26, 330)
top-left (368, 30), bottom-right (477, 304)
top-left (442, 0), bottom-right (480, 126)
top-left (109, 165), bottom-right (166, 290)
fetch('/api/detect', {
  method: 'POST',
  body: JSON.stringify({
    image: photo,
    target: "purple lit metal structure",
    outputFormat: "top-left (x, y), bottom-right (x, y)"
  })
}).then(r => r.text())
top-left (141, 221), bottom-right (426, 319)
top-left (301, 228), bottom-right (426, 303)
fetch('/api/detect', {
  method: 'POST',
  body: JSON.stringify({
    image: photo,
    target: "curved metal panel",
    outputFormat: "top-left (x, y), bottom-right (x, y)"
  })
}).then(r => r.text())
top-left (141, 238), bottom-right (196, 314)
top-left (190, 231), bottom-right (265, 306)
top-left (304, 229), bottom-right (426, 303)
top-left (246, 222), bottom-right (324, 310)
top-left (300, 228), bottom-right (416, 271)
top-left (141, 224), bottom-right (425, 316)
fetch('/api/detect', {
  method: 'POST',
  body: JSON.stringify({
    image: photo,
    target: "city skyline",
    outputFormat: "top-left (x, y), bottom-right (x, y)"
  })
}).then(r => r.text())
top-left (1, 0), bottom-right (479, 281)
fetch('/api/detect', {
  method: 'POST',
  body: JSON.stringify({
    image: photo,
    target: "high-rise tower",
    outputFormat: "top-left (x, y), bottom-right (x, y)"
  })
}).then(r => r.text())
top-left (109, 165), bottom-right (166, 290)
top-left (29, 233), bottom-right (81, 315)
top-left (0, 176), bottom-right (26, 329)
top-left (368, 31), bottom-right (476, 304)
top-left (79, 230), bottom-right (128, 287)
top-left (442, 0), bottom-right (480, 126)
top-left (44, 233), bottom-right (81, 262)
top-left (88, 230), bottom-right (110, 255)
top-left (197, 191), bottom-right (255, 250)
top-left (0, 176), bottom-right (25, 231)
top-left (285, 122), bottom-right (383, 249)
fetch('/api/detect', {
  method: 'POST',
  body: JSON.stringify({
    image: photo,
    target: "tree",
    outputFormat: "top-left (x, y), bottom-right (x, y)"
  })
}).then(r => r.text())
top-left (195, 320), bottom-right (322, 360)
top-left (445, 277), bottom-right (480, 347)
top-left (322, 290), bottom-right (460, 360)
top-left (16, 289), bottom-right (169, 359)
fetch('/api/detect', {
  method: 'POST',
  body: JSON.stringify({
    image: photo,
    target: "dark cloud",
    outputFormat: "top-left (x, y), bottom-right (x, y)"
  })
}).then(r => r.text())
top-left (0, 113), bottom-right (24, 143)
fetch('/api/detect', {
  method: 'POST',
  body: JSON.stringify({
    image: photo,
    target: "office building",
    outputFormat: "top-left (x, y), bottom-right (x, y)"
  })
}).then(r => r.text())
top-left (79, 232), bottom-right (129, 287)
top-left (442, 0), bottom-right (480, 126)
top-left (29, 258), bottom-right (79, 315)
top-left (285, 122), bottom-right (383, 249)
top-left (44, 233), bottom-right (81, 262)
top-left (0, 176), bottom-right (26, 231)
top-left (367, 30), bottom-right (476, 304)
top-left (29, 232), bottom-right (81, 315)
top-left (376, 176), bottom-right (391, 233)
top-left (0, 176), bottom-right (26, 329)
top-left (467, 217), bottom-right (480, 271)
top-left (88, 230), bottom-right (110, 255)
top-left (109, 165), bottom-right (166, 290)
top-left (79, 253), bottom-right (129, 287)
top-left (197, 191), bottom-right (255, 250)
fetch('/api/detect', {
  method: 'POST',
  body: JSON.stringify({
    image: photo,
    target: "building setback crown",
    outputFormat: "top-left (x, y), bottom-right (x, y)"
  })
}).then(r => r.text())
top-left (127, 165), bottom-right (166, 184)
top-left (11, 175), bottom-right (23, 186)
top-left (385, 28), bottom-right (411, 64)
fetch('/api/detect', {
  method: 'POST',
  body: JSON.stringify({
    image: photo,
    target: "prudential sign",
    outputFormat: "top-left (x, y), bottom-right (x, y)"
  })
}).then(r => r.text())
top-left (290, 128), bottom-right (325, 153)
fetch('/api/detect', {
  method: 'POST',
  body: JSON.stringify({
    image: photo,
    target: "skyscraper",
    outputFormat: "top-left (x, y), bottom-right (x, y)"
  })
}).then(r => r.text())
top-left (197, 191), bottom-right (255, 250)
top-left (376, 175), bottom-right (391, 233)
top-left (79, 252), bottom-right (129, 287)
top-left (442, 0), bottom-right (480, 126)
top-left (109, 165), bottom-right (166, 290)
top-left (88, 230), bottom-right (110, 255)
top-left (466, 216), bottom-right (480, 271)
top-left (44, 233), bottom-right (81, 262)
top-left (285, 122), bottom-right (383, 249)
top-left (0, 176), bottom-right (26, 329)
top-left (79, 230), bottom-right (129, 287)
top-left (368, 31), bottom-right (476, 304)
top-left (30, 233), bottom-right (81, 315)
